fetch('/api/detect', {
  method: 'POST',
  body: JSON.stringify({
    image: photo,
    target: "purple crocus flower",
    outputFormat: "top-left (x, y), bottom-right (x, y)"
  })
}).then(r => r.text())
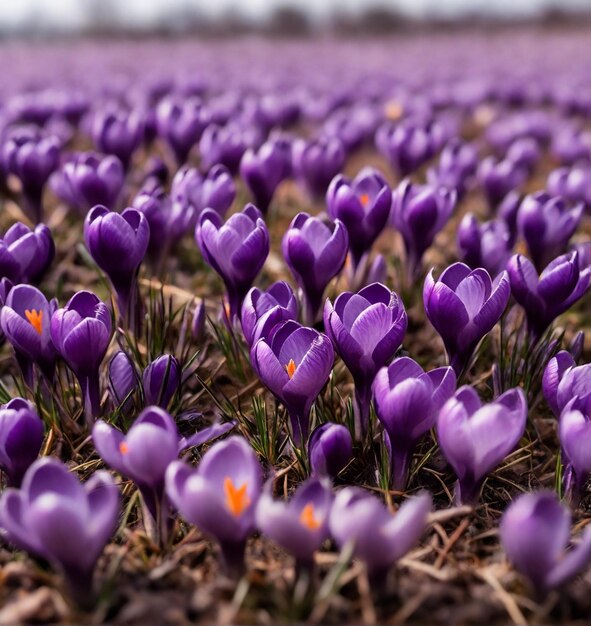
top-left (500, 491), bottom-right (591, 595)
top-left (0, 398), bottom-right (44, 487)
top-left (373, 357), bottom-right (456, 490)
top-left (256, 478), bottom-right (333, 570)
top-left (0, 222), bottom-right (54, 283)
top-left (282, 212), bottom-right (348, 325)
top-left (542, 350), bottom-right (587, 418)
top-left (329, 488), bottom-right (431, 584)
top-left (50, 151), bottom-right (124, 214)
top-left (91, 107), bottom-right (143, 170)
top-left (506, 137), bottom-right (541, 173)
top-left (547, 166), bottom-right (591, 212)
top-left (437, 386), bottom-right (527, 505)
top-left (142, 354), bottom-right (181, 409)
top-left (478, 156), bottom-right (527, 210)
top-left (324, 283), bottom-right (407, 437)
top-left (559, 399), bottom-right (591, 503)
top-left (391, 180), bottom-right (456, 281)
top-left (165, 436), bottom-right (263, 576)
top-left (240, 137), bottom-right (292, 214)
top-left (251, 320), bottom-right (334, 445)
top-left (1, 284), bottom-right (57, 384)
top-left (292, 136), bottom-right (346, 199)
top-left (93, 406), bottom-right (179, 544)
top-left (517, 192), bottom-right (583, 272)
top-left (427, 139), bottom-right (478, 198)
top-left (308, 422), bottom-right (353, 479)
top-left (108, 350), bottom-right (139, 411)
top-left (423, 263), bottom-right (510, 375)
top-left (51, 291), bottom-right (112, 425)
top-left (457, 214), bottom-right (512, 276)
top-left (240, 281), bottom-right (298, 347)
top-left (199, 123), bottom-right (252, 175)
top-left (196, 203), bottom-right (269, 322)
top-left (326, 167), bottom-right (391, 270)
top-left (507, 252), bottom-right (591, 342)
top-left (84, 205), bottom-right (149, 322)
top-left (0, 457), bottom-right (119, 607)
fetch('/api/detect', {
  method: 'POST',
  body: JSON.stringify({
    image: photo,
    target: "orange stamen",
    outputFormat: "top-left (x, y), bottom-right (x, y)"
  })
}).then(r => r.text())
top-left (224, 477), bottom-right (250, 516)
top-left (119, 441), bottom-right (129, 454)
top-left (300, 503), bottom-right (321, 530)
top-left (25, 309), bottom-right (43, 335)
top-left (286, 359), bottom-right (297, 379)
top-left (359, 193), bottom-right (370, 207)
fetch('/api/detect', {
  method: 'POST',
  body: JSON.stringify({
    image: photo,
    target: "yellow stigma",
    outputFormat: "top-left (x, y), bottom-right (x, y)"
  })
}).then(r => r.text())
top-left (25, 309), bottom-right (43, 335)
top-left (286, 359), bottom-right (297, 379)
top-left (300, 503), bottom-right (321, 530)
top-left (119, 441), bottom-right (129, 455)
top-left (359, 193), bottom-right (370, 207)
top-left (224, 477), bottom-right (250, 517)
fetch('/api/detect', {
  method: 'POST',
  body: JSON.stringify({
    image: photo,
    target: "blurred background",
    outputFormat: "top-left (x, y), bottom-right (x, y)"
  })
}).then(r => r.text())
top-left (0, 0), bottom-right (590, 37)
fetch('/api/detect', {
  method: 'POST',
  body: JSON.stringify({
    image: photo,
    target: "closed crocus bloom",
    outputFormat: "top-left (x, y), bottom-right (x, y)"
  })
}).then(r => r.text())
top-left (91, 107), bottom-right (143, 170)
top-left (240, 281), bottom-right (298, 347)
top-left (542, 350), bottom-right (576, 417)
top-left (427, 139), bottom-right (478, 198)
top-left (108, 350), bottom-right (139, 411)
top-left (547, 166), bottom-right (591, 212)
top-left (517, 192), bottom-right (583, 272)
top-left (51, 290), bottom-right (112, 425)
top-left (0, 457), bottom-right (119, 608)
top-left (240, 137), bottom-right (292, 214)
top-left (424, 263), bottom-right (510, 375)
top-left (165, 436), bottom-right (262, 575)
top-left (308, 422), bottom-right (353, 478)
top-left (326, 167), bottom-right (391, 269)
top-left (324, 283), bottom-right (407, 437)
top-left (93, 406), bottom-right (178, 543)
top-left (196, 203), bottom-right (269, 322)
top-left (84, 205), bottom-right (149, 321)
top-left (498, 190), bottom-right (521, 246)
top-left (506, 137), bottom-right (541, 173)
top-left (373, 357), bottom-right (456, 490)
top-left (457, 214), bottom-right (512, 277)
top-left (282, 212), bottom-right (348, 325)
top-left (251, 320), bottom-right (334, 444)
top-left (478, 156), bottom-right (527, 210)
top-left (51, 151), bottom-right (124, 214)
top-left (0, 222), bottom-right (54, 283)
top-left (1, 284), bottom-right (57, 384)
top-left (199, 123), bottom-right (253, 175)
top-left (559, 399), bottom-right (591, 502)
top-left (156, 96), bottom-right (210, 165)
top-left (142, 354), bottom-right (181, 409)
top-left (0, 398), bottom-right (44, 487)
top-left (391, 180), bottom-right (456, 280)
top-left (437, 386), bottom-right (527, 505)
top-left (507, 252), bottom-right (591, 342)
top-left (500, 491), bottom-right (591, 595)
top-left (329, 487), bottom-right (431, 584)
top-left (292, 136), bottom-right (346, 199)
top-left (256, 478), bottom-right (333, 569)
top-left (191, 298), bottom-right (206, 343)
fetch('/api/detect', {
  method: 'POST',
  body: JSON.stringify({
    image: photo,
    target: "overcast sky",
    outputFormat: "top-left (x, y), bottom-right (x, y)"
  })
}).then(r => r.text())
top-left (0, 0), bottom-right (588, 32)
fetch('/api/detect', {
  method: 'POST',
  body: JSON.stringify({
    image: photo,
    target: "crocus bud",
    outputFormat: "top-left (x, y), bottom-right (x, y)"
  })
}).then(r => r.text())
top-left (308, 423), bottom-right (352, 478)
top-left (570, 331), bottom-right (585, 362)
top-left (93, 406), bottom-right (178, 541)
top-left (108, 350), bottom-right (139, 410)
top-left (142, 354), bottom-right (181, 409)
top-left (329, 488), bottom-right (431, 584)
top-left (517, 192), bottom-right (583, 272)
top-left (84, 205), bottom-right (149, 321)
top-left (256, 478), bottom-right (333, 569)
top-left (437, 386), bottom-right (527, 505)
top-left (424, 263), bottom-right (510, 375)
top-left (391, 180), bottom-right (456, 280)
top-left (292, 136), bottom-right (346, 199)
top-left (373, 357), bottom-right (456, 490)
top-left (498, 190), bottom-right (521, 245)
top-left (366, 254), bottom-right (387, 286)
top-left (0, 457), bottom-right (119, 608)
top-left (0, 222), bottom-right (55, 283)
top-left (240, 137), bottom-right (292, 214)
top-left (91, 107), bottom-right (143, 170)
top-left (50, 151), bottom-right (124, 214)
top-left (324, 283), bottom-right (407, 438)
top-left (500, 491), bottom-right (591, 595)
top-left (507, 252), bottom-right (591, 342)
top-left (196, 203), bottom-right (269, 322)
top-left (326, 167), bottom-right (391, 270)
top-left (547, 166), bottom-right (591, 212)
top-left (192, 298), bottom-right (206, 343)
top-left (478, 156), bottom-right (527, 210)
top-left (251, 320), bottom-right (334, 445)
top-left (166, 436), bottom-right (263, 576)
top-left (457, 214), bottom-right (512, 276)
top-left (240, 281), bottom-right (298, 347)
top-left (426, 139), bottom-right (478, 198)
top-left (51, 291), bottom-right (112, 425)
top-left (199, 123), bottom-right (251, 175)
top-left (559, 399), bottom-right (591, 502)
top-left (0, 397), bottom-right (44, 487)
top-left (0, 284), bottom-right (57, 384)
top-left (282, 212), bottom-right (348, 325)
